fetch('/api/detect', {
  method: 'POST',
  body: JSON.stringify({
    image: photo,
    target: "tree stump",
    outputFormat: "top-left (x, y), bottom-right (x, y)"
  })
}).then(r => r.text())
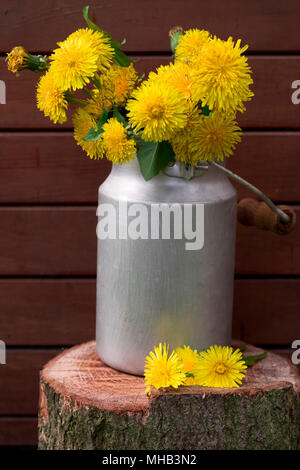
top-left (38, 341), bottom-right (300, 450)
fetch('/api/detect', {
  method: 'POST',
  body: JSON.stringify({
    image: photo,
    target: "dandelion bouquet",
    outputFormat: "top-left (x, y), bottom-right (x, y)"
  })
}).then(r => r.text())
top-left (6, 6), bottom-right (253, 182)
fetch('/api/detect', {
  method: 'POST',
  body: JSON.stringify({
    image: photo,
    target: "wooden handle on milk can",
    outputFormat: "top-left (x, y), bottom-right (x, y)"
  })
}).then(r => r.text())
top-left (237, 198), bottom-right (296, 235)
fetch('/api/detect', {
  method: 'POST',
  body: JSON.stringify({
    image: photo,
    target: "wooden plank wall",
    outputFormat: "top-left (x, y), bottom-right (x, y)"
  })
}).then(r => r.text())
top-left (0, 0), bottom-right (299, 446)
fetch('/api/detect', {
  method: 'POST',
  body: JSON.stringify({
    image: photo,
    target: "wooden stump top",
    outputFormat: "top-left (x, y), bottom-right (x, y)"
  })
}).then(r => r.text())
top-left (40, 341), bottom-right (300, 415)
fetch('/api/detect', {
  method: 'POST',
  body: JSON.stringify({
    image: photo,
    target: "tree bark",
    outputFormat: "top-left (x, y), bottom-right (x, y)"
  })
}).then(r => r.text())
top-left (38, 341), bottom-right (300, 450)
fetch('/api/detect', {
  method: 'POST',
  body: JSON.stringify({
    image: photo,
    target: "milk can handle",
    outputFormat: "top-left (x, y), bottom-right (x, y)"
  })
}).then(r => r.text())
top-left (237, 199), bottom-right (296, 235)
top-left (209, 161), bottom-right (296, 235)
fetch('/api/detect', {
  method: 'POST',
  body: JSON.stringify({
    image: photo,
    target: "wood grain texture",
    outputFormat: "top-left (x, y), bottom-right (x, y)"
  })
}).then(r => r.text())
top-left (40, 341), bottom-right (300, 411)
top-left (0, 207), bottom-right (97, 276)
top-left (1, 56), bottom-right (300, 129)
top-left (0, 349), bottom-right (296, 447)
top-left (0, 349), bottom-right (60, 415)
top-left (238, 56), bottom-right (300, 129)
top-left (1, 0), bottom-right (300, 52)
top-left (0, 280), bottom-right (95, 346)
top-left (236, 215), bottom-right (300, 275)
top-left (0, 133), bottom-right (111, 203)
top-left (0, 206), bottom-right (298, 276)
top-left (0, 132), bottom-right (300, 203)
top-left (0, 417), bottom-right (37, 446)
top-left (0, 279), bottom-right (299, 346)
top-left (0, 0), bottom-right (299, 448)
top-left (0, 346), bottom-right (297, 418)
top-left (38, 341), bottom-right (300, 449)
top-left (233, 279), bottom-right (300, 344)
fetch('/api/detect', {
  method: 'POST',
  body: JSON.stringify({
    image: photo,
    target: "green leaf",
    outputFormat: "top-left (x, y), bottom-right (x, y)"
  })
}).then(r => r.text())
top-left (83, 123), bottom-right (103, 142)
top-left (112, 105), bottom-right (128, 125)
top-left (170, 30), bottom-right (184, 54)
top-left (235, 344), bottom-right (246, 353)
top-left (83, 108), bottom-right (108, 141)
top-left (137, 140), bottom-right (175, 181)
top-left (242, 351), bottom-right (267, 367)
top-left (82, 6), bottom-right (97, 30)
top-left (202, 105), bottom-right (211, 116)
top-left (82, 6), bottom-right (132, 67)
top-left (92, 75), bottom-right (101, 89)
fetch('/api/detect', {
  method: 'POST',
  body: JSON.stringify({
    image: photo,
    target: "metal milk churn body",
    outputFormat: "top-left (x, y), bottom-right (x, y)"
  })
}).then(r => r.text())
top-left (96, 158), bottom-right (237, 375)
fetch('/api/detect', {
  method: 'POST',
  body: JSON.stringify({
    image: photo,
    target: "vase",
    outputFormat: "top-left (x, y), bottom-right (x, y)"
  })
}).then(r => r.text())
top-left (96, 158), bottom-right (237, 375)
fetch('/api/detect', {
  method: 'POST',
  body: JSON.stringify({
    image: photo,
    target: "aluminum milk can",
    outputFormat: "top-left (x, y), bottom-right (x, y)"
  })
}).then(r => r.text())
top-left (96, 157), bottom-right (237, 375)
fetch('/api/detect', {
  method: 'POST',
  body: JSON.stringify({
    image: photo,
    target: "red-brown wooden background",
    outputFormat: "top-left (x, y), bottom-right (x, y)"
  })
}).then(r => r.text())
top-left (0, 0), bottom-right (300, 447)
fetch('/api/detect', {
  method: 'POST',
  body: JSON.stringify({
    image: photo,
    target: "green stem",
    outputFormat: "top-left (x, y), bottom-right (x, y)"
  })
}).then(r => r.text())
top-left (27, 54), bottom-right (50, 73)
top-left (82, 88), bottom-right (93, 99)
top-left (92, 76), bottom-right (101, 88)
top-left (65, 92), bottom-right (87, 107)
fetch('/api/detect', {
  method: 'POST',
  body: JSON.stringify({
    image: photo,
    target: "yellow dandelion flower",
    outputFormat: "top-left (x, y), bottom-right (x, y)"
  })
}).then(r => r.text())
top-left (175, 29), bottom-right (211, 66)
top-left (104, 63), bottom-right (138, 106)
top-left (144, 343), bottom-right (186, 395)
top-left (73, 107), bottom-right (104, 160)
top-left (85, 77), bottom-right (114, 118)
top-left (102, 118), bottom-right (136, 165)
top-left (171, 105), bottom-right (203, 164)
top-left (127, 80), bottom-right (188, 142)
top-left (36, 71), bottom-right (68, 124)
top-left (50, 28), bottom-right (113, 91)
top-left (6, 46), bottom-right (29, 74)
top-left (149, 62), bottom-right (195, 100)
top-left (192, 37), bottom-right (253, 113)
top-left (68, 28), bottom-right (113, 70)
top-left (196, 345), bottom-right (247, 388)
top-left (6, 47), bottom-right (49, 74)
top-left (176, 346), bottom-right (201, 385)
top-left (189, 112), bottom-right (242, 163)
